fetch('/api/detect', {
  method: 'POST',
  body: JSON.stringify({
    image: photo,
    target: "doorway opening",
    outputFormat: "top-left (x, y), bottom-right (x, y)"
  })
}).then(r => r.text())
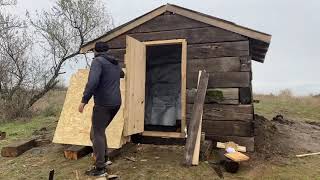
top-left (144, 44), bottom-right (182, 132)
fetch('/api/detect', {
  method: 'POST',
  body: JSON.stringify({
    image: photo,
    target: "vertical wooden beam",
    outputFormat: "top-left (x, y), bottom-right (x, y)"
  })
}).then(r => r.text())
top-left (192, 71), bottom-right (204, 165)
top-left (181, 40), bottom-right (187, 134)
top-left (184, 71), bottom-right (209, 166)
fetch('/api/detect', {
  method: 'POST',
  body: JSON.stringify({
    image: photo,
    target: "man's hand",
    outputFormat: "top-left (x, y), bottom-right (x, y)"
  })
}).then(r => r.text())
top-left (78, 103), bottom-right (86, 113)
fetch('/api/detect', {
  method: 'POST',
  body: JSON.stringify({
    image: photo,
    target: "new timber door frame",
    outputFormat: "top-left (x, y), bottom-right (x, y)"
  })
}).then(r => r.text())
top-left (124, 36), bottom-right (187, 138)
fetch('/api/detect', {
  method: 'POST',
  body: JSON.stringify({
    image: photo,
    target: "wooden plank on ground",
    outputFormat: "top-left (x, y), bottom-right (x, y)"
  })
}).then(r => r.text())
top-left (187, 72), bottom-right (250, 89)
top-left (187, 88), bottom-right (239, 105)
top-left (184, 71), bottom-right (209, 166)
top-left (52, 70), bottom-right (126, 148)
top-left (187, 104), bottom-right (253, 122)
top-left (64, 146), bottom-right (92, 160)
top-left (207, 135), bottom-right (254, 152)
top-left (225, 152), bottom-right (249, 162)
top-left (1, 139), bottom-right (36, 157)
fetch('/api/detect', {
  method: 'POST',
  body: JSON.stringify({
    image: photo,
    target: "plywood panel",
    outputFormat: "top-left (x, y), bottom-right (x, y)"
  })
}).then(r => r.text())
top-left (53, 70), bottom-right (126, 148)
top-left (123, 36), bottom-right (146, 136)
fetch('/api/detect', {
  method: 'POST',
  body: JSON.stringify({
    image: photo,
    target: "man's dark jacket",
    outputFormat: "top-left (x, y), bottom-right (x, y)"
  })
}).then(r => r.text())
top-left (81, 52), bottom-right (122, 107)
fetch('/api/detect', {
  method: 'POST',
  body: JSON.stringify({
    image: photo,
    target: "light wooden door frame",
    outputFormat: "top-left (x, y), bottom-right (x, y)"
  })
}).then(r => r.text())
top-left (142, 39), bottom-right (187, 138)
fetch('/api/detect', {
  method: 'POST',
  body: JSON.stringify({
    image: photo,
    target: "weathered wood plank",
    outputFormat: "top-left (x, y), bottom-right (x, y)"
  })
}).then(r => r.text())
top-left (64, 146), bottom-right (92, 160)
top-left (187, 57), bottom-right (241, 73)
top-left (187, 88), bottom-right (239, 104)
top-left (129, 14), bottom-right (210, 33)
top-left (202, 121), bottom-right (253, 137)
top-left (1, 139), bottom-right (36, 157)
top-left (187, 104), bottom-right (253, 122)
top-left (185, 71), bottom-right (209, 166)
top-left (188, 41), bottom-right (249, 59)
top-left (107, 27), bottom-right (247, 49)
top-left (207, 135), bottom-right (254, 152)
top-left (187, 72), bottom-right (250, 89)
top-left (109, 41), bottom-right (249, 63)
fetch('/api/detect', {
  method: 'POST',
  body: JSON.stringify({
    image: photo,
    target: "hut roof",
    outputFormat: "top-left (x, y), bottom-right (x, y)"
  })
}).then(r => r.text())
top-left (81, 4), bottom-right (271, 62)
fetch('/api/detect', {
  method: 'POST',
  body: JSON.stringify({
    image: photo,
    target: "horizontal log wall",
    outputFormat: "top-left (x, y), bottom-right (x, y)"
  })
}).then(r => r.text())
top-left (106, 13), bottom-right (254, 145)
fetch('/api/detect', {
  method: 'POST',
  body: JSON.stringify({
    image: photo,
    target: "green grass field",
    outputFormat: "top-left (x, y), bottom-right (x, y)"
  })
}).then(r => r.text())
top-left (0, 91), bottom-right (319, 179)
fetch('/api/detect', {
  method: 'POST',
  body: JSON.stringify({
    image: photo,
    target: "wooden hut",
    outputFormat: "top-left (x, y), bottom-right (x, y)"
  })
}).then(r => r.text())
top-left (80, 4), bottom-right (271, 151)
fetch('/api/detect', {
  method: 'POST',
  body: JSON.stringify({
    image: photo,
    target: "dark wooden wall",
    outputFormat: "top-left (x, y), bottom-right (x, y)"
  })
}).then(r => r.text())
top-left (106, 13), bottom-right (255, 150)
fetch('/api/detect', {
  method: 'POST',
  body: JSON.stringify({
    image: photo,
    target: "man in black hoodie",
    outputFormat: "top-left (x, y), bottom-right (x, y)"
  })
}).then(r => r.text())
top-left (78, 42), bottom-right (122, 177)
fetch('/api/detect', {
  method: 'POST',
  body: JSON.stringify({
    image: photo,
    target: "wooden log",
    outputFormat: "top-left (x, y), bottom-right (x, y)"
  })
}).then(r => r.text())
top-left (207, 135), bottom-right (254, 152)
top-left (1, 139), bottom-right (36, 157)
top-left (187, 57), bottom-right (241, 73)
top-left (202, 121), bottom-right (253, 137)
top-left (187, 104), bottom-right (253, 122)
top-left (187, 72), bottom-right (250, 89)
top-left (187, 88), bottom-right (239, 105)
top-left (0, 131), bottom-right (6, 140)
top-left (184, 71), bottom-right (209, 166)
top-left (188, 41), bottom-right (249, 59)
top-left (239, 87), bottom-right (253, 104)
top-left (64, 146), bottom-right (92, 160)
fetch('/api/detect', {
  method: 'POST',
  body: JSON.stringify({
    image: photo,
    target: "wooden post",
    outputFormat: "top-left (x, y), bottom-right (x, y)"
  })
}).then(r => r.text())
top-left (184, 70), bottom-right (209, 166)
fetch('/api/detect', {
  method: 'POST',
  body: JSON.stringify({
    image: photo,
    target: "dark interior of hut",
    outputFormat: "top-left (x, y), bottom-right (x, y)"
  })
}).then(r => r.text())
top-left (144, 44), bottom-right (182, 132)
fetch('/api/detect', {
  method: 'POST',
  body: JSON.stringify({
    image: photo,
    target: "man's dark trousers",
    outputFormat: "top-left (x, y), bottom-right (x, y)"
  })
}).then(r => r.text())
top-left (90, 105), bottom-right (120, 168)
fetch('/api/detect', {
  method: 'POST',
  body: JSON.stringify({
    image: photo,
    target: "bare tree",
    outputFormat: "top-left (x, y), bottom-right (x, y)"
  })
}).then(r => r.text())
top-left (0, 0), bottom-right (113, 120)
top-left (27, 0), bottom-right (113, 108)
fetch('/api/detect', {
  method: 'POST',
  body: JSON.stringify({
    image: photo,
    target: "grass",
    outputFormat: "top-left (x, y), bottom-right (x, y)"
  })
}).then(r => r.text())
top-left (254, 94), bottom-right (320, 122)
top-left (0, 116), bottom-right (57, 147)
top-left (0, 90), bottom-right (320, 179)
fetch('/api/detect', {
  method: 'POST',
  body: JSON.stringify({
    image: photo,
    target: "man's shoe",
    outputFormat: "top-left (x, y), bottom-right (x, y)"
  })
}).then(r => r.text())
top-left (105, 160), bottom-right (112, 166)
top-left (85, 166), bottom-right (107, 177)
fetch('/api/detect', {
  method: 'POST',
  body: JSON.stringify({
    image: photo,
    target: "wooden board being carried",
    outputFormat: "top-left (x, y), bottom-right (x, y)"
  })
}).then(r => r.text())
top-left (53, 70), bottom-right (127, 149)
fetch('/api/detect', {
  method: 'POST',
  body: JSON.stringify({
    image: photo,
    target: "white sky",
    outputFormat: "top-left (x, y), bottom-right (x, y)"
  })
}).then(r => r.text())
top-left (12, 0), bottom-right (320, 95)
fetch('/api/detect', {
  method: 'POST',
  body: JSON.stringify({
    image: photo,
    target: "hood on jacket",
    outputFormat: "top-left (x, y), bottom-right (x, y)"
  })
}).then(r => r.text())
top-left (95, 52), bottom-right (119, 65)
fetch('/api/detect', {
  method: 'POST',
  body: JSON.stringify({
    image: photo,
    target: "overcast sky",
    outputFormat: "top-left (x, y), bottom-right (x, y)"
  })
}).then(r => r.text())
top-left (13, 0), bottom-right (320, 95)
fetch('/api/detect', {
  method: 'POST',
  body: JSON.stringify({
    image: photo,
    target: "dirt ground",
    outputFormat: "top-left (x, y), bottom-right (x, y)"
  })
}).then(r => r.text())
top-left (1, 113), bottom-right (320, 179)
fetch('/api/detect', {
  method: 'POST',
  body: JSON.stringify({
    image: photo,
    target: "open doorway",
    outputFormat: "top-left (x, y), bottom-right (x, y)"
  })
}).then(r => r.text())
top-left (144, 44), bottom-right (182, 132)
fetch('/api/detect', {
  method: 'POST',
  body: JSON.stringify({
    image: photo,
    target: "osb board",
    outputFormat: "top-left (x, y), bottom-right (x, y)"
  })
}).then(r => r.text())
top-left (53, 69), bottom-right (126, 148)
